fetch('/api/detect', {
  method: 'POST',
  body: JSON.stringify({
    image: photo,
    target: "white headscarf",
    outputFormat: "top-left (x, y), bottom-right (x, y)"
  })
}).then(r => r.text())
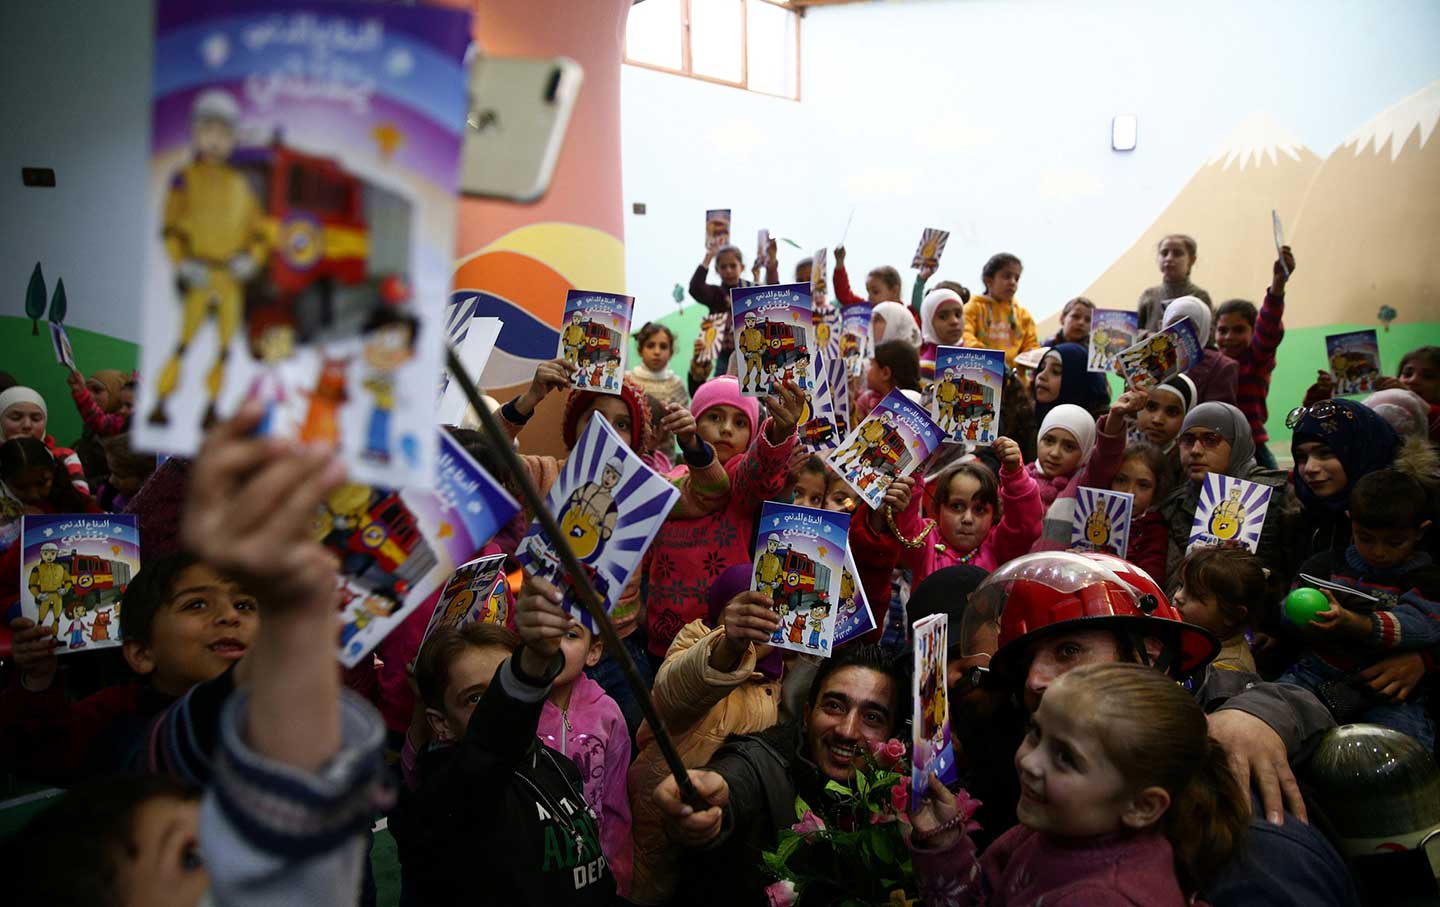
top-left (1038, 403), bottom-right (1097, 462)
top-left (0, 387), bottom-right (46, 418)
top-left (871, 301), bottom-right (923, 349)
top-left (1161, 295), bottom-right (1211, 344)
top-left (920, 289), bottom-right (965, 345)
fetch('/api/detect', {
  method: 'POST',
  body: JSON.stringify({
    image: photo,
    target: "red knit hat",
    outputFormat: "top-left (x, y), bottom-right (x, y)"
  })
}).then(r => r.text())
top-left (561, 376), bottom-right (655, 454)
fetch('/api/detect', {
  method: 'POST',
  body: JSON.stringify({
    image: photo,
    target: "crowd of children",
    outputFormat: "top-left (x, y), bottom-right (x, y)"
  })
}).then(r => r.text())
top-left (1, 229), bottom-right (1438, 907)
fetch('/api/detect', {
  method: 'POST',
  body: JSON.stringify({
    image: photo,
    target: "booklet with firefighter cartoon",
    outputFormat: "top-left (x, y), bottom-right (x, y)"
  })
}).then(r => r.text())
top-left (320, 430), bottom-right (519, 667)
top-left (1088, 310), bottom-right (1138, 373)
top-left (417, 552), bottom-right (510, 652)
top-left (828, 389), bottom-right (945, 510)
top-left (912, 613), bottom-right (959, 800)
top-left (930, 346), bottom-right (1004, 445)
top-left (752, 501), bottom-right (850, 657)
top-left (135, 0), bottom-right (472, 488)
top-left (832, 547), bottom-right (876, 647)
top-left (731, 283), bottom-right (814, 398)
top-left (1069, 487), bottom-right (1134, 561)
top-left (18, 515), bottom-right (140, 654)
top-left (515, 413), bottom-right (681, 631)
top-left (558, 290), bottom-right (634, 396)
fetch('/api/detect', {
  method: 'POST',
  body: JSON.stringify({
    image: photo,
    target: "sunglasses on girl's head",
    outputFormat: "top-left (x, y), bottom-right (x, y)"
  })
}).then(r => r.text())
top-left (1177, 431), bottom-right (1227, 450)
top-left (1285, 399), bottom-right (1353, 430)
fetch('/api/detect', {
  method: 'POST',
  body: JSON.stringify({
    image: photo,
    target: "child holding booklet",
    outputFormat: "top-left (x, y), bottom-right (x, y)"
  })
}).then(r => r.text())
top-left (833, 245), bottom-right (904, 307)
top-left (910, 663), bottom-right (1248, 906)
top-left (963, 254), bottom-right (1039, 367)
top-left (689, 244), bottom-right (754, 375)
top-left (850, 437), bottom-right (1042, 594)
top-left (529, 579), bottom-right (634, 895)
top-left (919, 288), bottom-right (967, 381)
top-left (1215, 247), bottom-right (1294, 469)
top-left (641, 376), bottom-right (804, 661)
top-left (1109, 442), bottom-right (1173, 584)
top-left (1161, 297), bottom-right (1237, 406)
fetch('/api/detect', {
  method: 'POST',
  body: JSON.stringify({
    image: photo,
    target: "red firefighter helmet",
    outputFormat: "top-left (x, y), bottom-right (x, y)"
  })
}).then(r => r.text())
top-left (976, 551), bottom-right (1219, 682)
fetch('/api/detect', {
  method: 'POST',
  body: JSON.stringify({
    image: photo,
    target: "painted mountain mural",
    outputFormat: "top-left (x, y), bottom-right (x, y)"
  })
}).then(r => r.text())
top-left (1288, 80), bottom-right (1440, 325)
top-left (1069, 80), bottom-right (1440, 334)
top-left (1079, 113), bottom-right (1324, 318)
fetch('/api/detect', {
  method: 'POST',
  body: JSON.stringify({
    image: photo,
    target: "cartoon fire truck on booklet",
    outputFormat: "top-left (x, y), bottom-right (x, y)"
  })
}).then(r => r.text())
top-left (316, 484), bottom-right (437, 603)
top-left (233, 134), bottom-right (413, 341)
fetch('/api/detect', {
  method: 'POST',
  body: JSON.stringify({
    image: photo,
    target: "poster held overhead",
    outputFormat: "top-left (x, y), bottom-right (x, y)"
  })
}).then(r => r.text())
top-left (931, 346), bottom-right (1004, 444)
top-left (1325, 330), bottom-right (1381, 396)
top-left (706, 209), bottom-right (732, 250)
top-left (1088, 310), bottom-right (1138, 373)
top-left (731, 283), bottom-right (814, 398)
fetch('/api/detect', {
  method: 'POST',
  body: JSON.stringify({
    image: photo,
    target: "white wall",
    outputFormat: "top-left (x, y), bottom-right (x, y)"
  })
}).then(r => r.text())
top-left (619, 0), bottom-right (1440, 326)
top-left (0, 0), bottom-right (152, 343)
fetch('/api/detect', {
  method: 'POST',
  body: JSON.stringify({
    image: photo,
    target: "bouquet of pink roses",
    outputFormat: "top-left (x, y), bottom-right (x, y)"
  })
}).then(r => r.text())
top-left (760, 738), bottom-right (920, 907)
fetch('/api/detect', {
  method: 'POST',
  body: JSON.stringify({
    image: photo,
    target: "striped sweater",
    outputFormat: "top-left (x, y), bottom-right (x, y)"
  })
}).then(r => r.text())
top-left (43, 435), bottom-right (90, 496)
top-left (1227, 289), bottom-right (1286, 444)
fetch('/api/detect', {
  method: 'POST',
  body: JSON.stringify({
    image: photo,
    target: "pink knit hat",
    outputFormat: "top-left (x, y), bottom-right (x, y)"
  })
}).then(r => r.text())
top-left (690, 376), bottom-right (760, 439)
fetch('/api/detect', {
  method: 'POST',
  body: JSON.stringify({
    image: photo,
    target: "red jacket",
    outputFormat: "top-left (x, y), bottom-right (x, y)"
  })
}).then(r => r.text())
top-left (0, 679), bottom-right (159, 783)
top-left (1127, 509), bottom-right (1169, 586)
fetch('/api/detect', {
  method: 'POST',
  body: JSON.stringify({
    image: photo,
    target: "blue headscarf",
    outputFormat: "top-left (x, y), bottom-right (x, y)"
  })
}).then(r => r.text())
top-left (1290, 398), bottom-right (1399, 513)
top-left (1034, 343), bottom-right (1110, 426)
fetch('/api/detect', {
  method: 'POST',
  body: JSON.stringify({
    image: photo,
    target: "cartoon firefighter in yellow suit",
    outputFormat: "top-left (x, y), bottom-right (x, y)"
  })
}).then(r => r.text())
top-left (561, 318), bottom-right (586, 366)
top-left (739, 312), bottom-right (766, 390)
top-left (28, 542), bottom-right (72, 634)
top-left (1209, 486), bottom-right (1247, 541)
top-left (935, 368), bottom-right (960, 432)
top-left (755, 535), bottom-right (784, 599)
top-left (559, 456), bottom-right (623, 563)
top-left (149, 89), bottom-right (270, 427)
top-left (833, 410), bottom-right (893, 470)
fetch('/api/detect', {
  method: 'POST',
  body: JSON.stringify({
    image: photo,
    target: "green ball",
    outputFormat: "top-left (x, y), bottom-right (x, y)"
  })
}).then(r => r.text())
top-left (1285, 588), bottom-right (1329, 626)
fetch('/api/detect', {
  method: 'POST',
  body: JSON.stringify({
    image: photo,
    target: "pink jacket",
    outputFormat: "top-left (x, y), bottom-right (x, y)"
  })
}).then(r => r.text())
top-left (642, 419), bottom-right (798, 657)
top-left (851, 464), bottom-right (1043, 592)
top-left (914, 823), bottom-right (1188, 906)
top-left (537, 674), bottom-right (634, 895)
top-left (1031, 416), bottom-right (1127, 551)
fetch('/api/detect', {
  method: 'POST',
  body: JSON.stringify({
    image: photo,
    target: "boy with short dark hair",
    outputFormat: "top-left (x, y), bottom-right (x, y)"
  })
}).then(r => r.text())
top-left (1279, 467), bottom-right (1440, 746)
top-left (1215, 246), bottom-right (1294, 469)
top-left (2, 551), bottom-right (256, 782)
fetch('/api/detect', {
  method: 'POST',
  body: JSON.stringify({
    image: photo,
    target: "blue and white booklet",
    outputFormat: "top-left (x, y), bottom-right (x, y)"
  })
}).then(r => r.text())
top-left (931, 346), bottom-right (1004, 444)
top-left (1187, 473), bottom-right (1272, 554)
top-left (326, 430), bottom-right (520, 667)
top-left (799, 343), bottom-right (843, 452)
top-left (515, 413), bottom-right (680, 631)
top-left (1325, 329), bottom-right (1381, 396)
top-left (1070, 487), bottom-right (1134, 560)
top-left (833, 547), bottom-right (876, 646)
top-left (828, 389), bottom-right (945, 510)
top-left (558, 290), bottom-right (634, 395)
top-left (753, 501), bottom-right (850, 657)
top-left (731, 283), bottom-right (814, 398)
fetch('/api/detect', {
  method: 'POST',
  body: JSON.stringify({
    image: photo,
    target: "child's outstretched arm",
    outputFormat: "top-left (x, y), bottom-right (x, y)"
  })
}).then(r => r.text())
top-left (832, 246), bottom-right (864, 307)
top-left (661, 402), bottom-right (731, 518)
top-left (66, 370), bottom-right (128, 436)
top-left (908, 772), bottom-right (987, 907)
top-left (184, 403), bottom-right (391, 906)
top-left (989, 437), bottom-right (1044, 563)
top-left (728, 381), bottom-right (803, 511)
top-left (501, 358), bottom-right (571, 442)
top-left (1252, 247), bottom-right (1293, 363)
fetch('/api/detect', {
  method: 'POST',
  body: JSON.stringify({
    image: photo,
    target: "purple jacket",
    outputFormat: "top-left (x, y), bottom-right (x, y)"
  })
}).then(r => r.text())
top-left (537, 674), bottom-right (634, 895)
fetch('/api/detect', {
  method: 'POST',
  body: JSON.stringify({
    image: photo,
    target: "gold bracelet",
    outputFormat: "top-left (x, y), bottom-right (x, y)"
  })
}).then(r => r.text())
top-left (884, 507), bottom-right (936, 549)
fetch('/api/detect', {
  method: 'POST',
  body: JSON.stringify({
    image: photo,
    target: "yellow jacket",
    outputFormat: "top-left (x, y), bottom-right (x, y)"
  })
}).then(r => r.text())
top-left (962, 295), bottom-right (1039, 367)
top-left (162, 159), bottom-right (267, 265)
top-left (626, 621), bottom-right (781, 904)
top-left (28, 562), bottom-right (72, 597)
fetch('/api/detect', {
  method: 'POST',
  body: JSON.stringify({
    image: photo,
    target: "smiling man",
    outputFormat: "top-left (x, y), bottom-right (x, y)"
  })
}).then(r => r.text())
top-left (653, 644), bottom-right (907, 907)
